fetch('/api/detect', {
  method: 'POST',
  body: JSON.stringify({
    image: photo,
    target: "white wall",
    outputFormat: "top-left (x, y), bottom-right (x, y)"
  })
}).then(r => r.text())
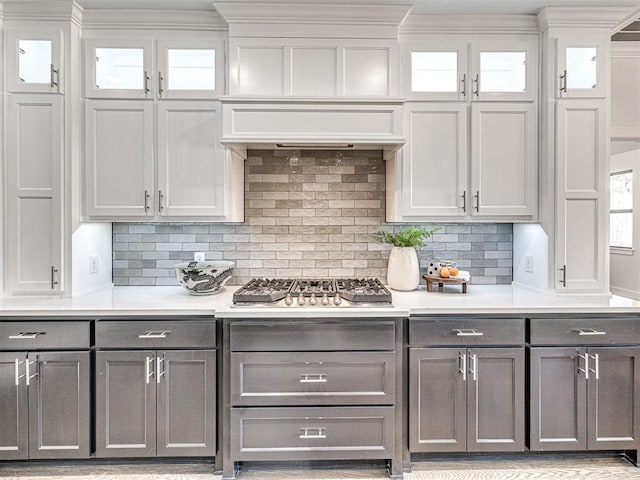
top-left (513, 223), bottom-right (549, 292)
top-left (610, 141), bottom-right (640, 299)
top-left (72, 222), bottom-right (112, 296)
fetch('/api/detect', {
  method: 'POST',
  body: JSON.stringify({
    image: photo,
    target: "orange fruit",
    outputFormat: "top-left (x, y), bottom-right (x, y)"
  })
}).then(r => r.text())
top-left (449, 267), bottom-right (459, 276)
top-left (439, 267), bottom-right (450, 278)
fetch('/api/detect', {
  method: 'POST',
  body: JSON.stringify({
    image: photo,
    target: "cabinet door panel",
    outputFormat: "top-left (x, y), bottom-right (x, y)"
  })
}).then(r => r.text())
top-left (28, 352), bottom-right (90, 459)
top-left (467, 348), bottom-right (524, 452)
top-left (0, 352), bottom-right (28, 460)
top-left (157, 350), bottom-right (216, 456)
top-left (530, 347), bottom-right (587, 451)
top-left (157, 102), bottom-right (225, 217)
top-left (557, 36), bottom-right (609, 99)
top-left (471, 103), bottom-right (537, 217)
top-left (96, 350), bottom-right (156, 457)
top-left (402, 103), bottom-right (468, 218)
top-left (85, 100), bottom-right (154, 217)
top-left (410, 348), bottom-right (466, 452)
top-left (6, 95), bottom-right (63, 293)
top-left (6, 29), bottom-right (63, 93)
top-left (587, 347), bottom-right (640, 450)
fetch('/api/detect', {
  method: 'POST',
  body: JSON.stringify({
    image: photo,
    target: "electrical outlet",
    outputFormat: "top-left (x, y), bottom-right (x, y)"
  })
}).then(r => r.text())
top-left (524, 255), bottom-right (533, 273)
top-left (194, 252), bottom-right (206, 262)
top-left (89, 255), bottom-right (99, 274)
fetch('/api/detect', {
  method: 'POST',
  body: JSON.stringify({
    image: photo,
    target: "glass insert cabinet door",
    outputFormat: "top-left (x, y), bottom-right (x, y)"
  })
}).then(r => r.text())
top-left (6, 29), bottom-right (63, 93)
top-left (557, 37), bottom-right (608, 98)
top-left (407, 40), bottom-right (468, 100)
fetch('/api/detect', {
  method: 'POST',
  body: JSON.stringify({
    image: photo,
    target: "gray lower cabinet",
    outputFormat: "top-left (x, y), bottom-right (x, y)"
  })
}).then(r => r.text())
top-left (96, 349), bottom-right (216, 458)
top-left (530, 346), bottom-right (640, 451)
top-left (0, 351), bottom-right (90, 460)
top-left (410, 347), bottom-right (524, 453)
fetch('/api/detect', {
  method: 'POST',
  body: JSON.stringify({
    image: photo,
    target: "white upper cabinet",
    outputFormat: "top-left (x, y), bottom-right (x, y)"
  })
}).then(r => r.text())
top-left (85, 37), bottom-right (223, 99)
top-left (85, 38), bottom-right (153, 99)
top-left (6, 29), bottom-right (63, 93)
top-left (405, 36), bottom-right (537, 101)
top-left (557, 36), bottom-right (609, 99)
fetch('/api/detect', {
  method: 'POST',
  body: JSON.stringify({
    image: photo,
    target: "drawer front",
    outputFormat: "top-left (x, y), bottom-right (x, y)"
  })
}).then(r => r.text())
top-left (95, 321), bottom-right (215, 348)
top-left (0, 322), bottom-right (90, 350)
top-left (231, 406), bottom-right (394, 461)
top-left (530, 317), bottom-right (640, 345)
top-left (231, 351), bottom-right (395, 406)
top-left (410, 318), bottom-right (525, 346)
top-left (230, 321), bottom-right (395, 352)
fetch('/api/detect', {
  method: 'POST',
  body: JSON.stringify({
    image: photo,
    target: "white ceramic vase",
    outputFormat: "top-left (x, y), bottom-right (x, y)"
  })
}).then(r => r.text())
top-left (387, 246), bottom-right (420, 291)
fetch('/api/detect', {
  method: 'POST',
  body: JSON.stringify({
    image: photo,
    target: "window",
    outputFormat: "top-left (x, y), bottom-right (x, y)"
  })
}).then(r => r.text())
top-left (610, 170), bottom-right (633, 248)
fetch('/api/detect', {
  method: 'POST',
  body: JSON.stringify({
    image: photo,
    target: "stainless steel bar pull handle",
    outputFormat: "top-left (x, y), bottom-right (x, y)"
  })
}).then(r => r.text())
top-left (453, 329), bottom-right (483, 337)
top-left (15, 360), bottom-right (26, 386)
top-left (9, 332), bottom-right (44, 339)
top-left (461, 191), bottom-right (467, 212)
top-left (300, 427), bottom-right (326, 439)
top-left (576, 352), bottom-right (589, 380)
top-left (138, 331), bottom-right (171, 339)
top-left (26, 359), bottom-right (38, 386)
top-left (144, 70), bottom-right (150, 95)
top-left (573, 328), bottom-right (606, 336)
top-left (460, 73), bottom-right (466, 96)
top-left (300, 374), bottom-right (327, 383)
top-left (588, 353), bottom-right (599, 380)
top-left (158, 190), bottom-right (164, 212)
top-left (51, 266), bottom-right (59, 289)
top-left (144, 190), bottom-right (150, 211)
top-left (473, 74), bottom-right (479, 96)
top-left (474, 191), bottom-right (480, 212)
top-left (470, 353), bottom-right (478, 381)
top-left (158, 71), bottom-right (164, 97)
top-left (560, 69), bottom-right (567, 93)
top-left (459, 352), bottom-right (467, 381)
top-left (157, 355), bottom-right (165, 384)
top-left (145, 356), bottom-right (155, 384)
top-left (559, 265), bottom-right (567, 287)
top-left (50, 64), bottom-right (60, 90)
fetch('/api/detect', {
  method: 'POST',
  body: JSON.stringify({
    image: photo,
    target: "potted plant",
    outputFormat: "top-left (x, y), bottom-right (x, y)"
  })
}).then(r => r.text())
top-left (373, 226), bottom-right (439, 291)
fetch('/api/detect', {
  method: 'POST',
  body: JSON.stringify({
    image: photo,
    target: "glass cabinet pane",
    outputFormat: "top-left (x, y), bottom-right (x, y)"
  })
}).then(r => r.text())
top-left (480, 52), bottom-right (526, 92)
top-left (411, 52), bottom-right (458, 92)
top-left (19, 40), bottom-right (52, 84)
top-left (96, 48), bottom-right (144, 90)
top-left (167, 49), bottom-right (215, 91)
top-left (566, 47), bottom-right (597, 89)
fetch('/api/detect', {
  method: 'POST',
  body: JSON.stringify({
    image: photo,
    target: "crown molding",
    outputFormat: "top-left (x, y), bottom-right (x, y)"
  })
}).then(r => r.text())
top-left (612, 41), bottom-right (640, 57)
top-left (399, 14), bottom-right (538, 35)
top-left (538, 7), bottom-right (633, 31)
top-left (213, 1), bottom-right (412, 27)
top-left (3, 0), bottom-right (82, 23)
top-left (82, 8), bottom-right (227, 31)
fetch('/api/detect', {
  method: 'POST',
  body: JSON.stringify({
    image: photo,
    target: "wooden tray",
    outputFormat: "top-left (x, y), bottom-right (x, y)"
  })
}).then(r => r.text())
top-left (423, 274), bottom-right (469, 293)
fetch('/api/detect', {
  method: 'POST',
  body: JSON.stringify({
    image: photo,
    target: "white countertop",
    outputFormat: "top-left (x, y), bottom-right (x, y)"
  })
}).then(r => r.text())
top-left (1, 284), bottom-right (640, 317)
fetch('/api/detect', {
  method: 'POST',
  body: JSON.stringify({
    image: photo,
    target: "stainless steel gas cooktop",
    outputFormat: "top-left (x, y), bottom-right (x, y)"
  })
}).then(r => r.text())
top-left (232, 278), bottom-right (393, 307)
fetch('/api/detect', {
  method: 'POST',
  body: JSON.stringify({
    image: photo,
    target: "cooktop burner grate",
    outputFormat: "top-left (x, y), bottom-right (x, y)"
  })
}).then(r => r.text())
top-left (336, 278), bottom-right (392, 303)
top-left (291, 278), bottom-right (336, 297)
top-left (232, 278), bottom-right (295, 303)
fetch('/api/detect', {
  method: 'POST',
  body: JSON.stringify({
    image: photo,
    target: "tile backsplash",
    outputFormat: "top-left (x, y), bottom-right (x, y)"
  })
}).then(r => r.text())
top-left (113, 149), bottom-right (512, 286)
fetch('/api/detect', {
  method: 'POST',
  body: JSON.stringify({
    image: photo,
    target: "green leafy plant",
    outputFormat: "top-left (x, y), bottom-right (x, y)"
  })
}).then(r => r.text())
top-left (372, 226), bottom-right (440, 248)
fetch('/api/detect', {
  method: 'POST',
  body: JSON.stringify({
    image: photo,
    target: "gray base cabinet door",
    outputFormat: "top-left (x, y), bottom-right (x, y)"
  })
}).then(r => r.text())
top-left (467, 348), bottom-right (524, 452)
top-left (530, 347), bottom-right (587, 451)
top-left (96, 350), bottom-right (156, 457)
top-left (587, 347), bottom-right (640, 450)
top-left (157, 350), bottom-right (216, 456)
top-left (0, 352), bottom-right (28, 460)
top-left (28, 352), bottom-right (90, 459)
top-left (410, 348), bottom-right (466, 452)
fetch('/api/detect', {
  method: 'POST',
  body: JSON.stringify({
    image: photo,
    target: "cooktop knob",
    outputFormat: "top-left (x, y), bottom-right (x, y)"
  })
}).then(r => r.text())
top-left (333, 293), bottom-right (342, 305)
top-left (284, 294), bottom-right (293, 306)
top-left (297, 293), bottom-right (305, 306)
top-left (321, 293), bottom-right (329, 305)
top-left (309, 293), bottom-right (317, 305)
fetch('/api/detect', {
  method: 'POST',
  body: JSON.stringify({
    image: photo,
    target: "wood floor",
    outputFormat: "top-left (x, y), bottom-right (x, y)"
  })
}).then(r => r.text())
top-left (1, 456), bottom-right (640, 480)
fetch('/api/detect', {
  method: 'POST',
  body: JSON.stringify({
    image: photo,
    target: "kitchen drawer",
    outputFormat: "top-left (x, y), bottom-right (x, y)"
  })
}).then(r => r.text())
top-left (95, 320), bottom-right (215, 348)
top-left (529, 317), bottom-right (640, 345)
top-left (231, 351), bottom-right (395, 406)
top-left (410, 317), bottom-right (525, 346)
top-left (230, 406), bottom-right (394, 461)
top-left (230, 321), bottom-right (395, 352)
top-left (0, 321), bottom-right (90, 350)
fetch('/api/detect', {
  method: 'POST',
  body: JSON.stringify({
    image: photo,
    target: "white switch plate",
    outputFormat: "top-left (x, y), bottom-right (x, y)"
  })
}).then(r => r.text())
top-left (89, 255), bottom-right (99, 274)
top-left (524, 255), bottom-right (533, 273)
top-left (194, 252), bottom-right (206, 262)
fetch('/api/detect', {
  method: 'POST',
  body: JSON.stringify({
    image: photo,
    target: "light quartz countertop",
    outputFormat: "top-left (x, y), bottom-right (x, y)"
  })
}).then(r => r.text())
top-left (1, 284), bottom-right (640, 318)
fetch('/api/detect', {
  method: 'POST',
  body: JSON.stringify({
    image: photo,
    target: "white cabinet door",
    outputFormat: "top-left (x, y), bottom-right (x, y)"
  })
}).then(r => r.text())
top-left (85, 100), bottom-right (154, 217)
top-left (470, 37), bottom-right (537, 102)
top-left (157, 102), bottom-right (225, 217)
top-left (555, 99), bottom-right (607, 291)
top-left (6, 95), bottom-right (63, 293)
top-left (401, 103), bottom-right (468, 218)
top-left (470, 103), bottom-right (537, 217)
top-left (557, 36), bottom-right (609, 99)
top-left (85, 38), bottom-right (153, 99)
top-left (6, 29), bottom-right (63, 94)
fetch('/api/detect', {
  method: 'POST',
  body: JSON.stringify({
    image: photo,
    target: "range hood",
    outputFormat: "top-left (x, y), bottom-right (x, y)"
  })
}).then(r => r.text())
top-left (219, 97), bottom-right (406, 158)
